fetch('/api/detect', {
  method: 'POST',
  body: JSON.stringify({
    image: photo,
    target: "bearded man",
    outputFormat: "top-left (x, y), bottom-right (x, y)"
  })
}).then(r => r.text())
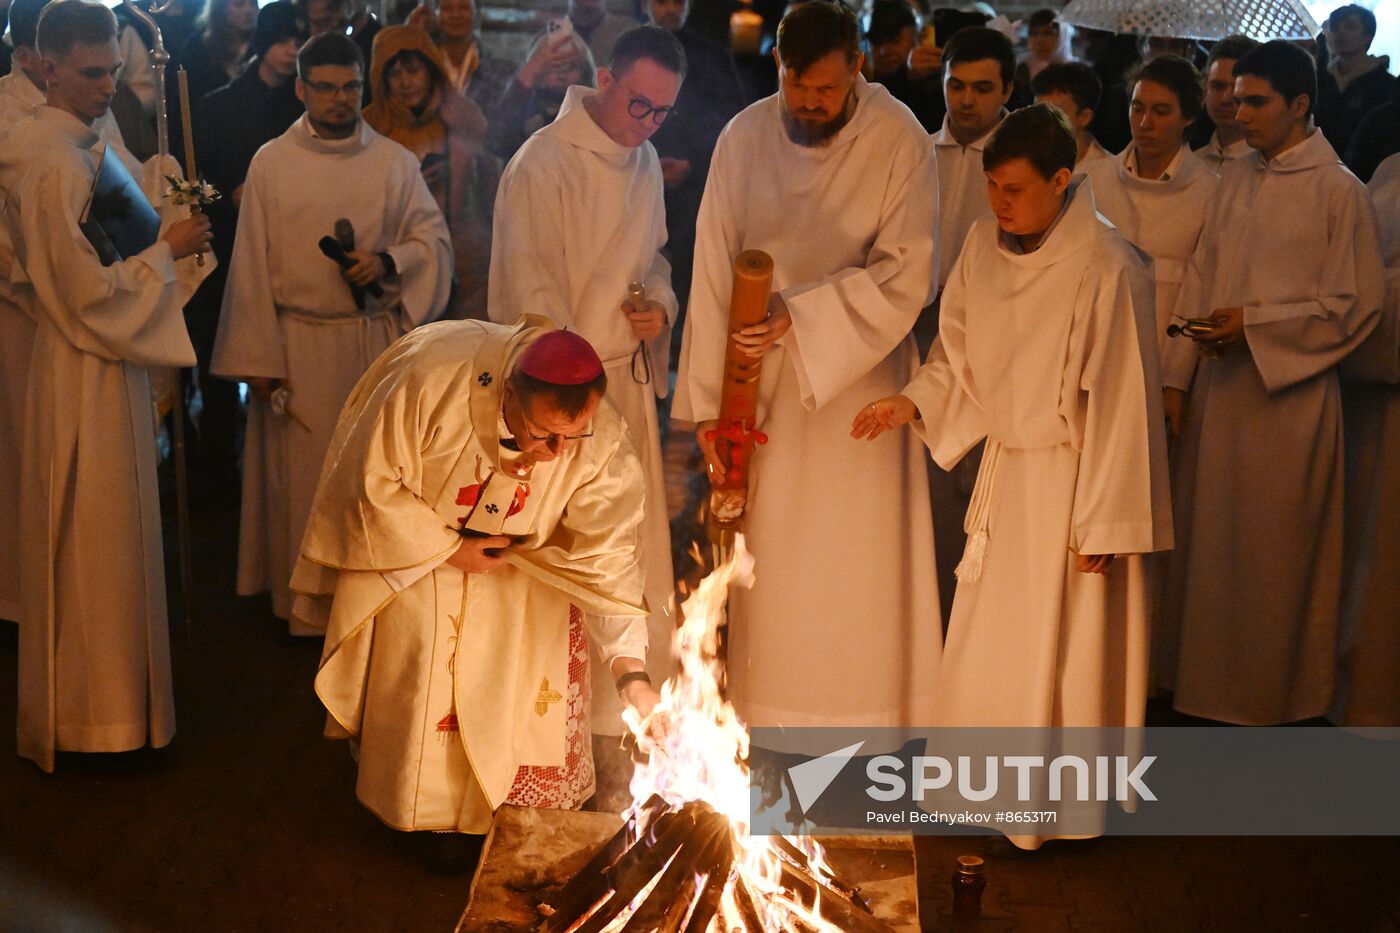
top-left (673, 0), bottom-right (943, 733)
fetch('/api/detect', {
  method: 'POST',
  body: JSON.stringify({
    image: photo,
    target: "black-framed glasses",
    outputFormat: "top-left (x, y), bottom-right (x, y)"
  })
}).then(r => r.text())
top-left (307, 79), bottom-right (364, 98)
top-left (520, 406), bottom-right (594, 444)
top-left (628, 97), bottom-right (677, 126)
top-left (524, 425), bottom-right (595, 444)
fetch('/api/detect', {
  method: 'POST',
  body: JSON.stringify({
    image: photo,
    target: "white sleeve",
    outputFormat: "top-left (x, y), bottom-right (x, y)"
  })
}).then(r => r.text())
top-left (584, 613), bottom-right (649, 669)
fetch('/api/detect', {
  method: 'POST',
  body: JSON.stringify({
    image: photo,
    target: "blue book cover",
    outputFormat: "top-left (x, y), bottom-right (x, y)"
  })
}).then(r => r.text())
top-left (78, 145), bottom-right (160, 266)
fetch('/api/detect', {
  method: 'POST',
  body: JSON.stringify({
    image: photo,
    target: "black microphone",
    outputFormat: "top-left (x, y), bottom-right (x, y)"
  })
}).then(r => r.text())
top-left (317, 235), bottom-right (384, 298)
top-left (334, 217), bottom-right (355, 253)
top-left (333, 217), bottom-right (369, 309)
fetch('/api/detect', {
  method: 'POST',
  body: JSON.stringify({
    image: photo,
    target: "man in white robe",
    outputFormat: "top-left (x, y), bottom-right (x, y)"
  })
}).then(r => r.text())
top-left (674, 1), bottom-right (942, 732)
top-left (489, 25), bottom-right (682, 732)
top-left (1157, 42), bottom-right (1385, 725)
top-left (854, 104), bottom-right (1171, 848)
top-left (290, 320), bottom-right (660, 852)
top-left (1333, 153), bottom-right (1400, 726)
top-left (931, 26), bottom-right (1013, 299)
top-left (212, 31), bottom-right (452, 632)
top-left (1082, 54), bottom-right (1218, 347)
top-left (0, 0), bottom-right (212, 771)
top-left (1193, 35), bottom-right (1258, 169)
top-left (922, 26), bottom-right (1014, 606)
top-left (0, 0), bottom-right (135, 623)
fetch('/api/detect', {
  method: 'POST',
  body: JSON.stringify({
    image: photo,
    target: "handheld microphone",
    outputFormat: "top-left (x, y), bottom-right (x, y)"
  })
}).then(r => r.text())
top-left (334, 218), bottom-right (355, 253)
top-left (317, 235), bottom-right (384, 299)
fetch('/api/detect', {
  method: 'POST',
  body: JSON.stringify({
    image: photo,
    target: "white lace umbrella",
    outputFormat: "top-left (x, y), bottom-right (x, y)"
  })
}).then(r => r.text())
top-left (1061, 0), bottom-right (1320, 40)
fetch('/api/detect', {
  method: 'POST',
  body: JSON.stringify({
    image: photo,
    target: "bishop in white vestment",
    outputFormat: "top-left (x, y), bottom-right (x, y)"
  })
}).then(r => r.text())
top-left (291, 319), bottom-right (653, 832)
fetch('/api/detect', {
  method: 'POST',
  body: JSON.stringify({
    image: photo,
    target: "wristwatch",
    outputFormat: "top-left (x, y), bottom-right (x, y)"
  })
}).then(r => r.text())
top-left (615, 671), bottom-right (652, 695)
top-left (377, 250), bottom-right (398, 279)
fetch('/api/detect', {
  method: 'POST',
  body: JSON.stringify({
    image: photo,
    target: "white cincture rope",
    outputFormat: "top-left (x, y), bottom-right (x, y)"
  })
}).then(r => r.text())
top-left (954, 439), bottom-right (1002, 583)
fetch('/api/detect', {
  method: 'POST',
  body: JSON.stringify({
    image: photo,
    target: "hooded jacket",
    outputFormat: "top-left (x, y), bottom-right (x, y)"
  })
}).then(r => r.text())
top-left (364, 25), bottom-right (499, 320)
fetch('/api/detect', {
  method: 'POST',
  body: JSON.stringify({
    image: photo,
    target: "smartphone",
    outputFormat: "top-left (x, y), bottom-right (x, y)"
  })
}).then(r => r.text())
top-left (546, 15), bottom-right (574, 47)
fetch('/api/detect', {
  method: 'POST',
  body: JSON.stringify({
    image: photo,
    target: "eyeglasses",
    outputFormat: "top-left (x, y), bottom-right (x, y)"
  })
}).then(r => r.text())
top-left (306, 79), bottom-right (364, 98)
top-left (524, 426), bottom-right (595, 444)
top-left (628, 97), bottom-right (678, 126)
top-left (518, 402), bottom-right (593, 444)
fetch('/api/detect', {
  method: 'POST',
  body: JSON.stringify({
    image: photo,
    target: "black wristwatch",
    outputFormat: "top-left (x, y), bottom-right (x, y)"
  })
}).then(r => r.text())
top-left (377, 251), bottom-right (398, 278)
top-left (615, 671), bottom-right (652, 694)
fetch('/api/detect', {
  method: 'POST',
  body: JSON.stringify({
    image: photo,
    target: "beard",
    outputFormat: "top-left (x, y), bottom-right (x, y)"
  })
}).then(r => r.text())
top-left (780, 86), bottom-right (856, 148)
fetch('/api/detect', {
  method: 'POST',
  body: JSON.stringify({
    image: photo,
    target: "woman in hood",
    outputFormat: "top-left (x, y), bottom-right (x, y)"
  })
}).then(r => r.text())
top-left (364, 25), bottom-right (499, 320)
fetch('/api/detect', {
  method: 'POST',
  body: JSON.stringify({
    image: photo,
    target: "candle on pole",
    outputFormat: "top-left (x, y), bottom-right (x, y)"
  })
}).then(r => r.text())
top-left (176, 66), bottom-right (204, 266)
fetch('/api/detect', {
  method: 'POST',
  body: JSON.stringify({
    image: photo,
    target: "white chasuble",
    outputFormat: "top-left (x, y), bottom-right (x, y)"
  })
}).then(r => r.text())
top-left (489, 85), bottom-right (677, 731)
top-left (1333, 154), bottom-right (1400, 726)
top-left (291, 318), bottom-right (648, 831)
top-left (1081, 144), bottom-right (1219, 347)
top-left (0, 107), bottom-right (210, 771)
top-left (900, 178), bottom-right (1171, 849)
top-left (1157, 131), bottom-right (1385, 725)
top-left (673, 79), bottom-right (943, 730)
top-left (212, 116), bottom-right (452, 627)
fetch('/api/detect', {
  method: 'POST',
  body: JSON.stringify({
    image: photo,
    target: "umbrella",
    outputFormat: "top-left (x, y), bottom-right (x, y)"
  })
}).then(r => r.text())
top-left (1061, 0), bottom-right (1319, 40)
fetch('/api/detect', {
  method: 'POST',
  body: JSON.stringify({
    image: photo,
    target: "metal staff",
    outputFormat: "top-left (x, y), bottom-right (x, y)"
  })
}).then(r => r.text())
top-left (120, 0), bottom-right (195, 636)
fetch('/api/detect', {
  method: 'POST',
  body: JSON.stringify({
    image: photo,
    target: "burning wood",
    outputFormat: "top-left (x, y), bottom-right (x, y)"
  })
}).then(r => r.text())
top-left (536, 798), bottom-right (888, 932)
top-left (533, 538), bottom-right (898, 932)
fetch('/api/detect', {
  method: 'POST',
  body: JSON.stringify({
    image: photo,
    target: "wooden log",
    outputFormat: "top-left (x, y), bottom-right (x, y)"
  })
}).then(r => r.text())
top-left (733, 878), bottom-right (765, 932)
top-left (776, 863), bottom-right (895, 933)
top-left (680, 826), bottom-right (735, 933)
top-left (538, 798), bottom-right (674, 929)
top-left (566, 807), bottom-right (699, 933)
top-left (771, 836), bottom-right (871, 912)
top-left (622, 811), bottom-right (732, 933)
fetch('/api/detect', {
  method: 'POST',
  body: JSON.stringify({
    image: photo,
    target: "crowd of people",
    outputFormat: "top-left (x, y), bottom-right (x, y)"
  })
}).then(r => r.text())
top-left (0, 0), bottom-right (1396, 865)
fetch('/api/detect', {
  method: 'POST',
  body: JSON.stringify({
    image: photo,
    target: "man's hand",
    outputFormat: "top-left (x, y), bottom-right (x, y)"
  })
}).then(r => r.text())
top-left (659, 156), bottom-right (692, 187)
top-left (908, 44), bottom-right (942, 79)
top-left (162, 213), bottom-right (213, 260)
top-left (243, 376), bottom-right (281, 403)
top-left (1076, 553), bottom-right (1116, 574)
top-left (405, 4), bottom-right (436, 33)
top-left (445, 535), bottom-right (510, 575)
top-left (731, 294), bottom-right (792, 358)
top-left (1163, 387), bottom-right (1186, 439)
top-left (694, 419), bottom-right (726, 484)
top-left (1190, 306), bottom-right (1245, 351)
top-left (421, 158), bottom-right (447, 189)
top-left (621, 678), bottom-right (662, 720)
top-left (851, 395), bottom-right (919, 441)
top-left (623, 298), bottom-right (666, 342)
top-left (516, 36), bottom-right (578, 88)
top-left (342, 249), bottom-right (385, 287)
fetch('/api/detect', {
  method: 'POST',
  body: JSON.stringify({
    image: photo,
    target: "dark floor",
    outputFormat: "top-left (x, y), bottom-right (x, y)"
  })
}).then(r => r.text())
top-left (2, 455), bottom-right (1400, 932)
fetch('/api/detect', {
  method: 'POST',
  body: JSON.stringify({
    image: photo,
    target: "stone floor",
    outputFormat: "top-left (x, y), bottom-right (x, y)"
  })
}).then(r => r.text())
top-left (2, 432), bottom-right (1399, 932)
